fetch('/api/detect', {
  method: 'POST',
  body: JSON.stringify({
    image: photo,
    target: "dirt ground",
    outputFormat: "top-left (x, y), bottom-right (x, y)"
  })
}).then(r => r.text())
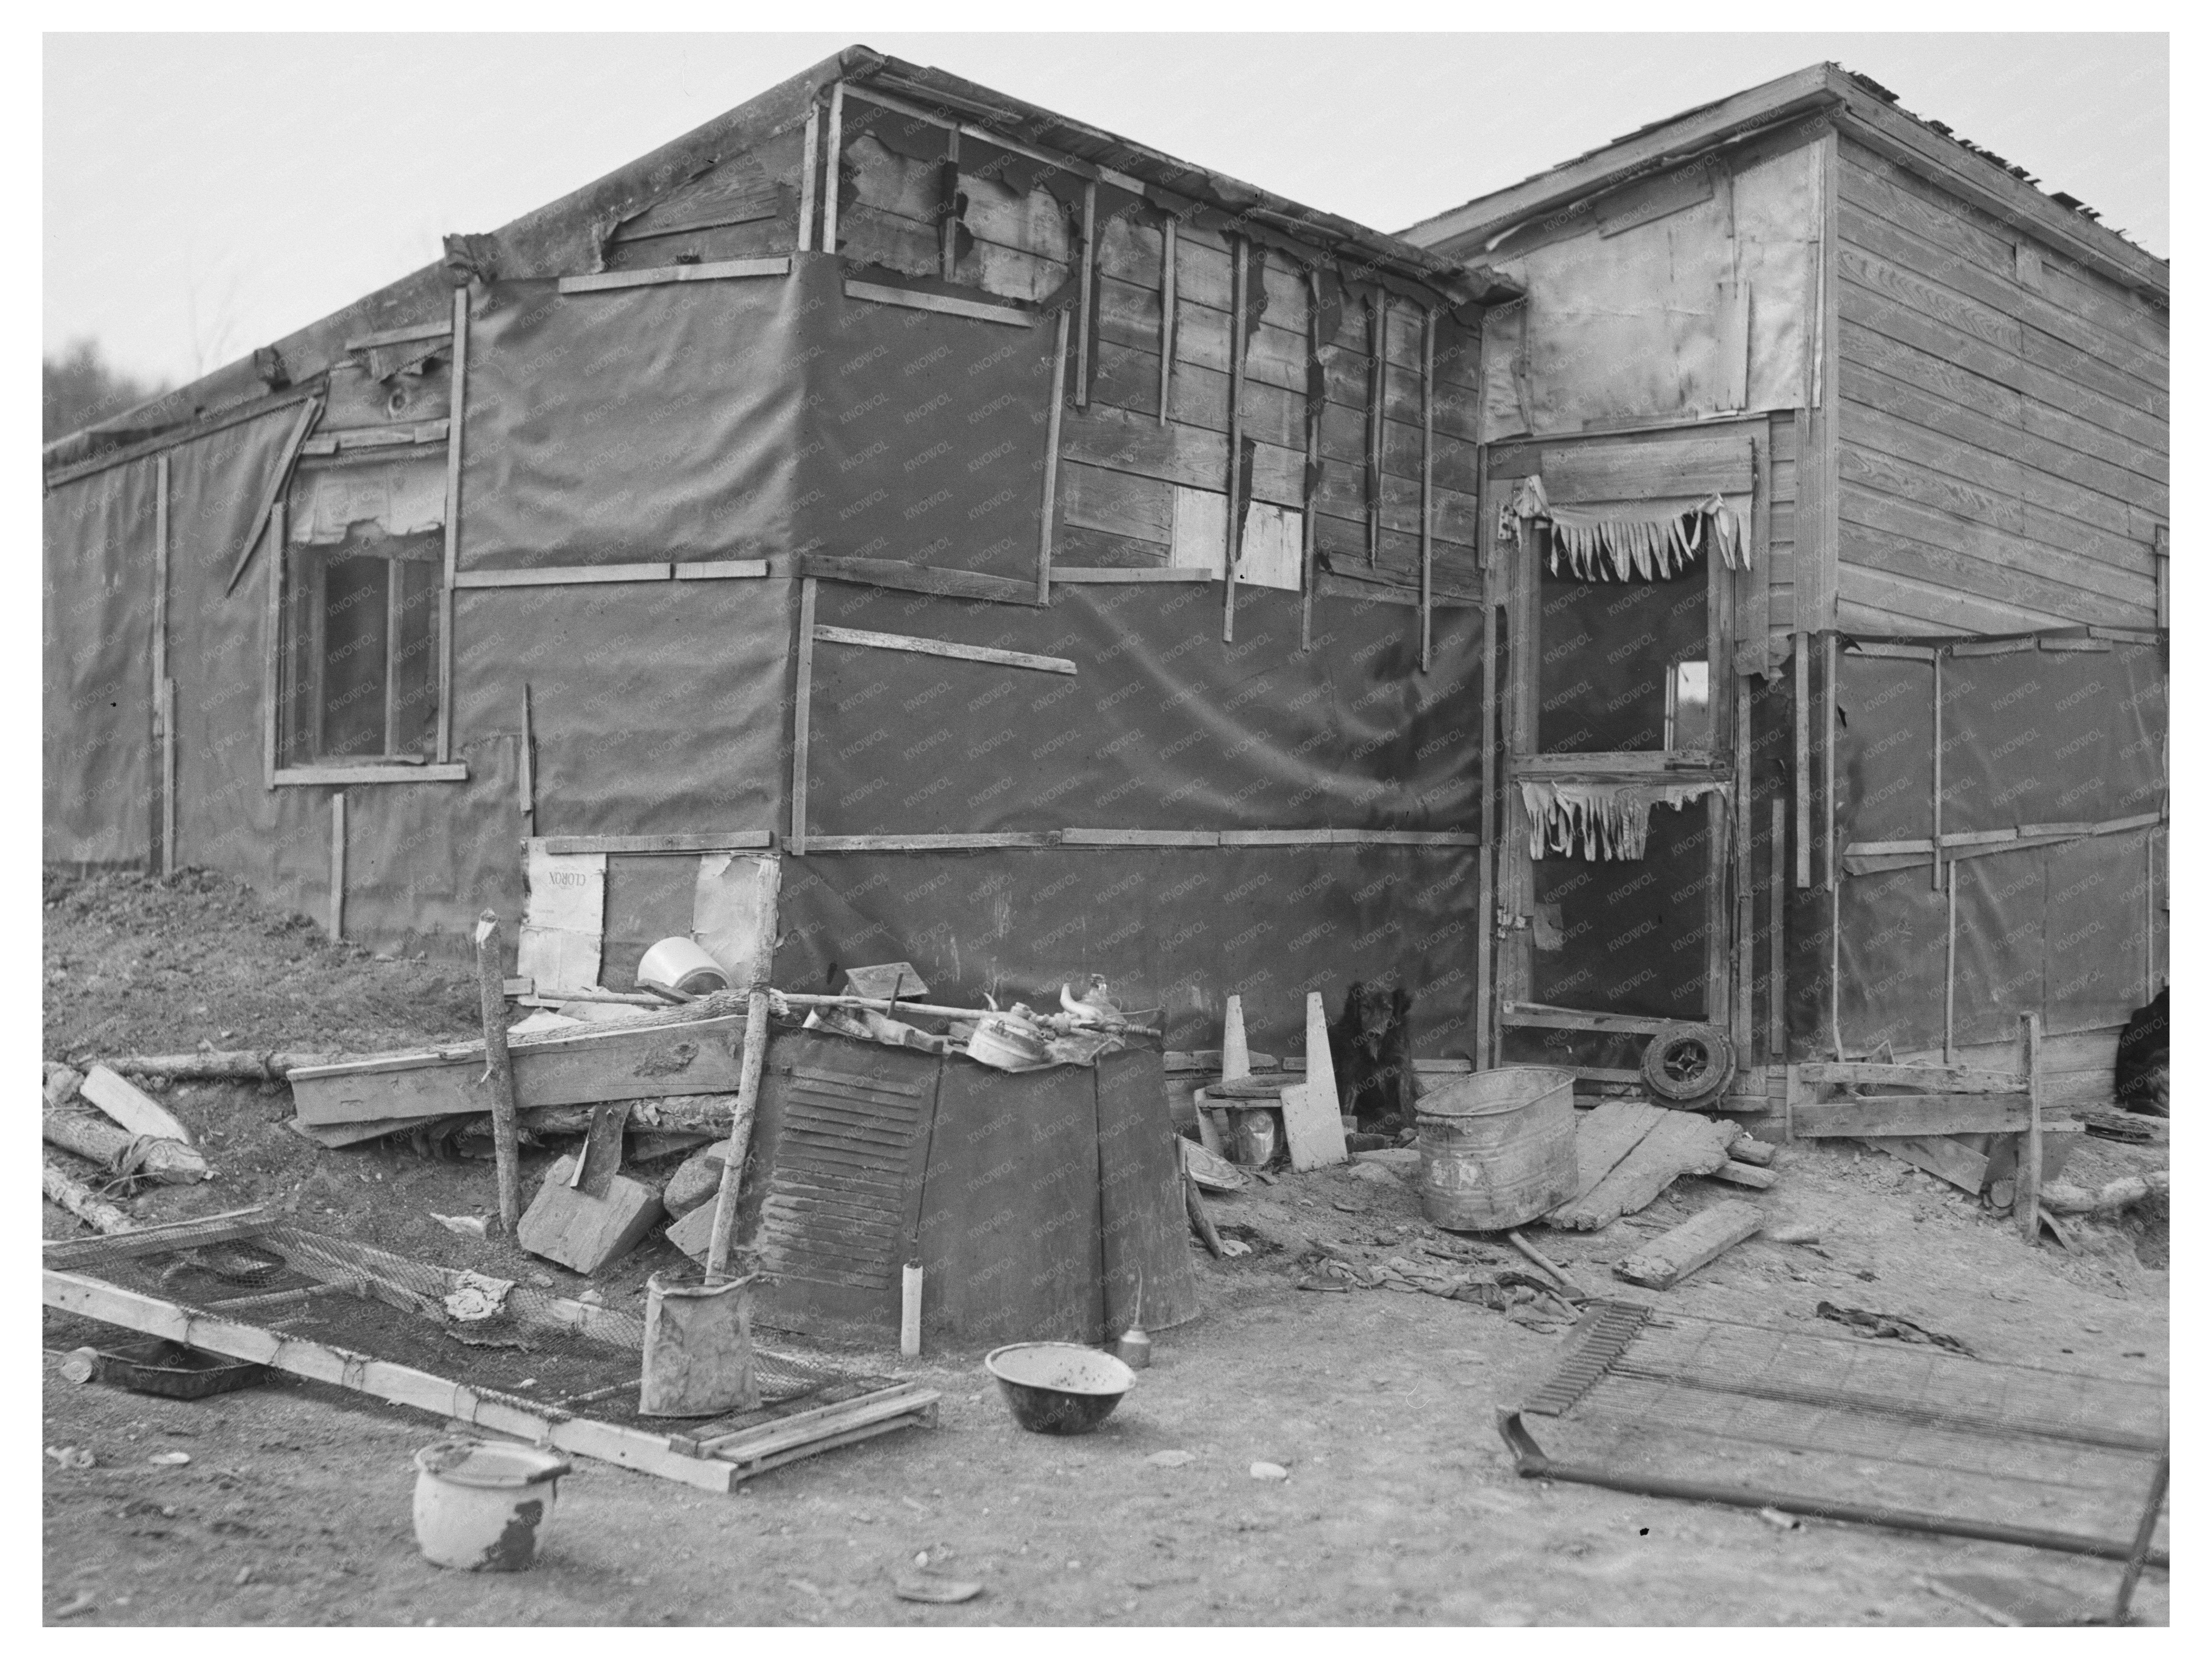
top-left (42, 869), bottom-right (2170, 1627)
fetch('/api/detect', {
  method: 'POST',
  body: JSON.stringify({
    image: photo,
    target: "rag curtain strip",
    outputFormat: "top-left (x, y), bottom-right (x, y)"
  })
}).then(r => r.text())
top-left (1521, 779), bottom-right (1722, 861)
top-left (1508, 474), bottom-right (1747, 582)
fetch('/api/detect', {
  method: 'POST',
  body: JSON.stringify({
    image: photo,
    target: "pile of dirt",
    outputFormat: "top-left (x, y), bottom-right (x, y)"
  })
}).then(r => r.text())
top-left (43, 867), bottom-right (482, 1064)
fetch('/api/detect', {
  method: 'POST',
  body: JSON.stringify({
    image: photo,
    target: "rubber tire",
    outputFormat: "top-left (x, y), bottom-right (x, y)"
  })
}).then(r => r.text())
top-left (1640, 1022), bottom-right (1736, 1108)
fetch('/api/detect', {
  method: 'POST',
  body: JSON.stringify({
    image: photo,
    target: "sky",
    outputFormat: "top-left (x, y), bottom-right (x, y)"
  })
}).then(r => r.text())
top-left (44, 31), bottom-right (2169, 389)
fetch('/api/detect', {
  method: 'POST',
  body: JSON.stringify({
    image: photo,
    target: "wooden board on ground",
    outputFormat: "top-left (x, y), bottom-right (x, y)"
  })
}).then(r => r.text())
top-left (1549, 1110), bottom-right (1738, 1230)
top-left (1614, 1199), bottom-right (1765, 1289)
top-left (1858, 1133), bottom-right (1991, 1194)
top-left (517, 1153), bottom-right (666, 1273)
top-left (42, 1264), bottom-right (938, 1495)
top-left (1556, 1100), bottom-right (1669, 1211)
top-left (79, 1065), bottom-right (195, 1145)
top-left (1793, 1094), bottom-right (2029, 1138)
top-left (1278, 1081), bottom-right (1348, 1172)
top-left (289, 1013), bottom-right (750, 1125)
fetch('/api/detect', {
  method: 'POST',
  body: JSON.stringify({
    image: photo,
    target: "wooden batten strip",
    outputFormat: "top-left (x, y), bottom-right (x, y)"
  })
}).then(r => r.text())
top-left (1793, 628), bottom-right (1811, 888)
top-left (1061, 828), bottom-right (1219, 848)
top-left (1931, 647), bottom-right (1944, 891)
top-left (798, 554), bottom-right (1034, 606)
top-left (1222, 237), bottom-right (1247, 645)
top-left (540, 831), bottom-right (775, 856)
top-left (1300, 268), bottom-right (1321, 654)
top-left (343, 320), bottom-right (454, 353)
top-left (519, 684), bottom-right (535, 828)
top-left (1418, 305), bottom-right (1435, 672)
top-left (1500, 1002), bottom-right (1672, 1036)
top-left (796, 101), bottom-right (821, 255)
top-left (805, 834), bottom-right (1060, 852)
top-left (273, 763), bottom-right (469, 787)
top-left (455, 563), bottom-right (674, 588)
top-left (224, 396), bottom-right (323, 598)
top-left (1768, 797), bottom-right (1786, 1061)
top-left (45, 382), bottom-right (326, 490)
top-left (674, 559), bottom-right (771, 581)
top-left (560, 257), bottom-right (792, 295)
top-left (843, 280), bottom-right (1032, 328)
top-left (1366, 292), bottom-right (1384, 566)
top-left (299, 420), bottom-right (450, 457)
top-left (1049, 567), bottom-right (1210, 584)
top-left (790, 578), bottom-right (817, 856)
top-left (812, 624), bottom-right (1077, 677)
top-left (1040, 311), bottom-right (1070, 604)
top-left (2090, 625), bottom-right (2163, 646)
top-left (1948, 636), bottom-right (2036, 658)
top-left (1846, 639), bottom-right (1937, 661)
top-left (1157, 218), bottom-right (1177, 426)
top-left (262, 502), bottom-right (283, 790)
top-left (821, 83), bottom-right (844, 255)
top-left (328, 792), bottom-right (346, 942)
top-left (438, 286), bottom-right (469, 764)
top-left (1842, 808), bottom-right (2167, 860)
top-left (838, 81), bottom-right (1100, 180)
top-left (1075, 180), bottom-right (1096, 409)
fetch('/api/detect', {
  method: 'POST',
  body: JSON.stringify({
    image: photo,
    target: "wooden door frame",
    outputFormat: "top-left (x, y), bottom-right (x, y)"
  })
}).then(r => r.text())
top-left (1484, 431), bottom-right (1750, 1053)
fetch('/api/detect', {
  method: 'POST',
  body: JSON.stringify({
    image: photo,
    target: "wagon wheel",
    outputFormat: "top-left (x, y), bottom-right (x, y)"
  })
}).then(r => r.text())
top-left (1640, 1022), bottom-right (1736, 1107)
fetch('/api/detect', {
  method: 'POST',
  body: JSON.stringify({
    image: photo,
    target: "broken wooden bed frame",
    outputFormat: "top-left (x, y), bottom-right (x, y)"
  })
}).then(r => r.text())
top-left (43, 1212), bottom-right (938, 1494)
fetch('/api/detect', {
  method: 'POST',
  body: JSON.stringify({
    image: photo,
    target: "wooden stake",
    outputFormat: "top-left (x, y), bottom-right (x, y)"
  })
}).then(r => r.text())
top-left (704, 988), bottom-right (773, 1285)
top-left (1220, 994), bottom-right (1250, 1081)
top-left (328, 791), bottom-right (346, 942)
top-left (1038, 309), bottom-right (1068, 605)
top-left (789, 579), bottom-right (816, 856)
top-left (2018, 1011), bottom-right (2042, 1245)
top-left (475, 909), bottom-right (523, 1236)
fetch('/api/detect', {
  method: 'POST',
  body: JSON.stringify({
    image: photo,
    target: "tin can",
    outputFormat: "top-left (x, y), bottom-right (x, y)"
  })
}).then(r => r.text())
top-left (1112, 1326), bottom-right (1152, 1369)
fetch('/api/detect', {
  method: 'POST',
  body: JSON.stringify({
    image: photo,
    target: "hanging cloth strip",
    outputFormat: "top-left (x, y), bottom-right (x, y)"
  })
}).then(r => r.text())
top-left (1521, 778), bottom-right (1724, 861)
top-left (1508, 474), bottom-right (1747, 580)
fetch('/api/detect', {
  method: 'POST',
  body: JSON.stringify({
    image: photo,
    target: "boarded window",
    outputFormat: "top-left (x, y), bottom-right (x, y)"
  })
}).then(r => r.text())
top-left (1169, 485), bottom-right (1301, 591)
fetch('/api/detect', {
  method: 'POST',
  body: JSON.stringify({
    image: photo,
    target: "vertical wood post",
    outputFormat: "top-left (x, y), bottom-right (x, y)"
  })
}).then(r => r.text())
top-left (1157, 218), bottom-right (1177, 427)
top-left (820, 83), bottom-right (844, 256)
top-left (795, 102), bottom-right (821, 254)
top-left (1734, 673), bottom-right (1754, 1051)
top-left (1300, 267), bottom-right (1321, 654)
top-left (474, 909), bottom-right (523, 1237)
top-left (2145, 830), bottom-right (2157, 1003)
top-left (1222, 237), bottom-right (1247, 645)
top-left (437, 283), bottom-right (469, 764)
top-left (1477, 447), bottom-right (1500, 1069)
top-left (939, 128), bottom-right (960, 281)
top-left (1793, 629), bottom-right (1811, 887)
top-left (1821, 632), bottom-right (1838, 889)
top-left (1418, 305), bottom-right (1435, 672)
top-left (1931, 648), bottom-right (1945, 890)
top-left (1767, 797), bottom-right (1786, 1061)
top-left (704, 988), bottom-right (773, 1285)
top-left (1944, 861), bottom-right (1959, 1065)
top-left (1074, 180), bottom-right (1096, 409)
top-left (518, 683), bottom-right (535, 831)
top-left (1366, 292), bottom-right (1384, 566)
top-left (263, 502), bottom-right (284, 790)
top-left (383, 553), bottom-right (404, 755)
top-left (327, 792), bottom-right (346, 942)
top-left (2018, 1011), bottom-right (2043, 1245)
top-left (1038, 309), bottom-right (1068, 606)
top-left (161, 679), bottom-right (177, 879)
top-left (789, 579), bottom-right (817, 857)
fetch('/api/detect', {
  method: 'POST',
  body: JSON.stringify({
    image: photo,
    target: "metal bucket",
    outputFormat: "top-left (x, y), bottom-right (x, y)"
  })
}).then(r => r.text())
top-left (640, 1268), bottom-right (759, 1418)
top-left (1414, 1067), bottom-right (1578, 1230)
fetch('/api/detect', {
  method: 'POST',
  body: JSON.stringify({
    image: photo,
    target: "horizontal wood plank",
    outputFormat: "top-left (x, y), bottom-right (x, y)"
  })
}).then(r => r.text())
top-left (812, 624), bottom-right (1077, 676)
top-left (1791, 1094), bottom-right (2030, 1137)
top-left (560, 256), bottom-right (792, 294)
top-left (799, 554), bottom-right (1039, 607)
top-left (273, 763), bottom-right (468, 787)
top-left (843, 278), bottom-right (1033, 328)
top-left (455, 564), bottom-right (672, 588)
top-left (540, 831), bottom-right (773, 855)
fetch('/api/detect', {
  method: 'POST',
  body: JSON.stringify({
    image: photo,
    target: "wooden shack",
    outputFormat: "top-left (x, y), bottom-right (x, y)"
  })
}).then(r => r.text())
top-left (42, 46), bottom-right (1517, 1066)
top-left (1401, 63), bottom-right (2167, 1106)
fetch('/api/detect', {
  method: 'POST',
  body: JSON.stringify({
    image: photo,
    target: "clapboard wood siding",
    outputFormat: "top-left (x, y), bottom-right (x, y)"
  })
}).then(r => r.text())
top-left (1833, 138), bottom-right (2167, 637)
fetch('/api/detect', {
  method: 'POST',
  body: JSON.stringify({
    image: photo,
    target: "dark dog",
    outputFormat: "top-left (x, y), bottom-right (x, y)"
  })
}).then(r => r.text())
top-left (2116, 985), bottom-right (2168, 1116)
top-left (1328, 982), bottom-right (1415, 1133)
